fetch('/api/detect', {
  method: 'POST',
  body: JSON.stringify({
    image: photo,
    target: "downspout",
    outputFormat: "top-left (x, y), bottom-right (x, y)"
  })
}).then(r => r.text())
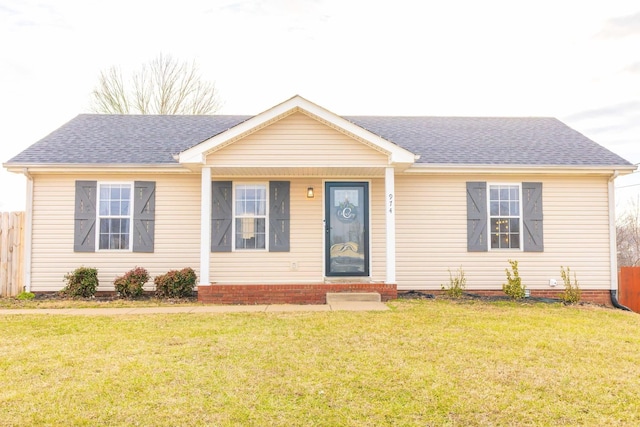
top-left (22, 168), bottom-right (33, 293)
top-left (608, 170), bottom-right (631, 311)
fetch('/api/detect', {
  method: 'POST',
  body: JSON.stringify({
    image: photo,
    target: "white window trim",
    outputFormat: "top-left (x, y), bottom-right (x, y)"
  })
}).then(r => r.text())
top-left (232, 182), bottom-right (269, 252)
top-left (95, 181), bottom-right (134, 252)
top-left (487, 182), bottom-right (524, 252)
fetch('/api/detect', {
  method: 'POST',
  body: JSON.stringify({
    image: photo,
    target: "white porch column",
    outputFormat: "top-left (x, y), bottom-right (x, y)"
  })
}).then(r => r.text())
top-left (385, 167), bottom-right (396, 283)
top-left (199, 167), bottom-right (212, 286)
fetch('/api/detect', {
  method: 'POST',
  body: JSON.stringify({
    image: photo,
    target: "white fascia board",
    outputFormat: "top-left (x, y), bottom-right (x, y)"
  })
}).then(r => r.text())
top-left (403, 163), bottom-right (638, 175)
top-left (178, 95), bottom-right (417, 165)
top-left (3, 164), bottom-right (191, 174)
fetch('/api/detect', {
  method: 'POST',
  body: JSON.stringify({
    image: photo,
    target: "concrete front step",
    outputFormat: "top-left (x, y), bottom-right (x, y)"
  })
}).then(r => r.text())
top-left (326, 292), bottom-right (381, 303)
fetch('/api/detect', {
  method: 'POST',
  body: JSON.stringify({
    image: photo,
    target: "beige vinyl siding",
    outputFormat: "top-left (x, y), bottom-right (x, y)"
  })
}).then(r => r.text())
top-left (206, 112), bottom-right (389, 168)
top-left (209, 178), bottom-right (387, 283)
top-left (30, 173), bottom-right (201, 292)
top-left (395, 174), bottom-right (612, 291)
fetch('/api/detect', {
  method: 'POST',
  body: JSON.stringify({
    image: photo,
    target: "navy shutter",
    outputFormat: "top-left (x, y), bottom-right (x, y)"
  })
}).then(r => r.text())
top-left (467, 182), bottom-right (488, 252)
top-left (522, 182), bottom-right (543, 252)
top-left (212, 181), bottom-right (232, 252)
top-left (74, 181), bottom-right (97, 252)
top-left (269, 181), bottom-right (290, 252)
top-left (132, 181), bottom-right (156, 253)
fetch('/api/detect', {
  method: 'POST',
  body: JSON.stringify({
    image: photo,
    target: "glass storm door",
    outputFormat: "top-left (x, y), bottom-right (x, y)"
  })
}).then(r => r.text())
top-left (325, 182), bottom-right (369, 276)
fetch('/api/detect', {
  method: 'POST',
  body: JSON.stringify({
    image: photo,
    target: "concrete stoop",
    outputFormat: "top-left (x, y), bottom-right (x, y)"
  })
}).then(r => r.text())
top-left (326, 292), bottom-right (382, 303)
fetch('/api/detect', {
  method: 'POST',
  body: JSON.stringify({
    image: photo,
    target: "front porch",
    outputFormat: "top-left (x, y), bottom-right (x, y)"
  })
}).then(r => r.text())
top-left (197, 283), bottom-right (397, 304)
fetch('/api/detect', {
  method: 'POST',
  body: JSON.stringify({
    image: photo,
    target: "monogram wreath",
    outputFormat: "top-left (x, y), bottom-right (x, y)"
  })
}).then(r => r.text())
top-left (336, 200), bottom-right (357, 223)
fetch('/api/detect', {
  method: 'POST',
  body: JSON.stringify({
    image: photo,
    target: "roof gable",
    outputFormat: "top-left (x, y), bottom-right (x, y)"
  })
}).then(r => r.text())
top-left (178, 95), bottom-right (417, 165)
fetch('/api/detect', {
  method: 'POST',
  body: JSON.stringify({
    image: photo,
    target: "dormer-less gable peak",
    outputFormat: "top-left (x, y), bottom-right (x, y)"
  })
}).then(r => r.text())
top-left (177, 95), bottom-right (417, 165)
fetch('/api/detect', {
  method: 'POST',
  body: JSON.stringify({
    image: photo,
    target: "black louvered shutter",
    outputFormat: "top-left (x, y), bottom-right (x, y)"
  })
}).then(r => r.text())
top-left (74, 181), bottom-right (97, 252)
top-left (269, 181), bottom-right (290, 252)
top-left (132, 181), bottom-right (156, 253)
top-left (211, 181), bottom-right (232, 252)
top-left (467, 181), bottom-right (488, 252)
top-left (522, 182), bottom-right (543, 252)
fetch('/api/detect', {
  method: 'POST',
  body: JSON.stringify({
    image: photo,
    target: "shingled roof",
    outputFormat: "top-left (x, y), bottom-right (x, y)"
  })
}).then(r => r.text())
top-left (5, 113), bottom-right (633, 167)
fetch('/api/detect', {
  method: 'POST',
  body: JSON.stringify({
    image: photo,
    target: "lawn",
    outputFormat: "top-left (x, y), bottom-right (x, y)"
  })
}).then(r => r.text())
top-left (1, 299), bottom-right (640, 426)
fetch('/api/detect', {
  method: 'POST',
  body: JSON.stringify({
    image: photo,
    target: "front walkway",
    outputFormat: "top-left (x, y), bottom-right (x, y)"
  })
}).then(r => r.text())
top-left (0, 301), bottom-right (389, 315)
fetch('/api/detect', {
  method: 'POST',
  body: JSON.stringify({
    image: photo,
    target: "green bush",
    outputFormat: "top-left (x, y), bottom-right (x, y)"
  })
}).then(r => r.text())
top-left (560, 266), bottom-right (581, 304)
top-left (61, 267), bottom-right (99, 298)
top-left (16, 291), bottom-right (35, 300)
top-left (114, 267), bottom-right (149, 299)
top-left (503, 259), bottom-right (525, 300)
top-left (441, 266), bottom-right (466, 298)
top-left (154, 267), bottom-right (197, 298)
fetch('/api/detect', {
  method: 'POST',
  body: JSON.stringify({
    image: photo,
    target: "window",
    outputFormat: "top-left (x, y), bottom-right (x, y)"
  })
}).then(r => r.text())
top-left (74, 180), bottom-right (155, 253)
top-left (211, 181), bottom-right (289, 253)
top-left (489, 184), bottom-right (520, 249)
top-left (234, 184), bottom-right (267, 250)
top-left (467, 181), bottom-right (543, 252)
top-left (98, 183), bottom-right (132, 250)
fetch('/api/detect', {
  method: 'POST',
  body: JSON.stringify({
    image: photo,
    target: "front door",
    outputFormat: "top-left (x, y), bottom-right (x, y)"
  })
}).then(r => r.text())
top-left (325, 182), bottom-right (369, 276)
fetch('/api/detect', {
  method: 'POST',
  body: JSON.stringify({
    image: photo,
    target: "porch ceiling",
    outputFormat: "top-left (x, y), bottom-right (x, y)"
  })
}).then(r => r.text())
top-left (206, 166), bottom-right (387, 177)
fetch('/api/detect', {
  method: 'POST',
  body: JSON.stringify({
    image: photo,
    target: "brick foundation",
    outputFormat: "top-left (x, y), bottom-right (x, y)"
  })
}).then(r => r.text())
top-left (399, 289), bottom-right (614, 306)
top-left (197, 283), bottom-right (397, 304)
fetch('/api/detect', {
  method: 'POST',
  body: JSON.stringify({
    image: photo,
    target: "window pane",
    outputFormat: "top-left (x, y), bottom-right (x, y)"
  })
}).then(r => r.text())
top-left (511, 201), bottom-right (519, 215)
top-left (490, 201), bottom-right (499, 216)
top-left (499, 201), bottom-right (509, 216)
top-left (510, 187), bottom-right (518, 199)
top-left (510, 218), bottom-right (520, 233)
top-left (121, 187), bottom-right (130, 200)
top-left (500, 187), bottom-right (509, 199)
top-left (99, 201), bottom-right (109, 216)
top-left (490, 188), bottom-right (499, 200)
top-left (491, 233), bottom-right (499, 249)
top-left (110, 201), bottom-right (120, 216)
top-left (510, 234), bottom-right (520, 249)
top-left (111, 186), bottom-right (121, 199)
top-left (121, 201), bottom-right (130, 216)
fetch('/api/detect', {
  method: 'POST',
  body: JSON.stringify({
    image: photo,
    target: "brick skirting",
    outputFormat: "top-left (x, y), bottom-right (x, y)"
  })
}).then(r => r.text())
top-left (197, 283), bottom-right (397, 304)
top-left (399, 289), bottom-right (614, 306)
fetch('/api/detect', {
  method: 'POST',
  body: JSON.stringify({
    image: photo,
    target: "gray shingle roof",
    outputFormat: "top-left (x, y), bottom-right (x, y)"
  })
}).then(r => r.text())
top-left (5, 113), bottom-right (633, 167)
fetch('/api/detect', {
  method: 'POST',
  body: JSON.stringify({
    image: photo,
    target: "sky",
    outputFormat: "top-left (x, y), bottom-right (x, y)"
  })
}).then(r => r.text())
top-left (1, 0), bottom-right (639, 213)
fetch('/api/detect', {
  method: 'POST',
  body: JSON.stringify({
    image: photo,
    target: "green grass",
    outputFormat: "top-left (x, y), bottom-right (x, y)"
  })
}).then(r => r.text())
top-left (1, 299), bottom-right (640, 426)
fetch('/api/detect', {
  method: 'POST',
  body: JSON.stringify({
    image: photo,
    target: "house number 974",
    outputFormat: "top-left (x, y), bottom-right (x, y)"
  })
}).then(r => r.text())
top-left (388, 193), bottom-right (394, 214)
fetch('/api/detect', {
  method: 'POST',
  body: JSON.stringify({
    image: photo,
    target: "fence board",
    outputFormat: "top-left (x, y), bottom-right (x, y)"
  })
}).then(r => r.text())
top-left (619, 267), bottom-right (640, 313)
top-left (0, 212), bottom-right (25, 297)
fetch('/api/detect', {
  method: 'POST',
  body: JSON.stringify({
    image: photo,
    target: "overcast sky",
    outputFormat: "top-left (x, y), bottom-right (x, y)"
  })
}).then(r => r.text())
top-left (1, 0), bottom-right (639, 212)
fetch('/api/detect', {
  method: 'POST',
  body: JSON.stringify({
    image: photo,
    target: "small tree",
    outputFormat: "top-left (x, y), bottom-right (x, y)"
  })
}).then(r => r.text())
top-left (441, 266), bottom-right (466, 298)
top-left (91, 53), bottom-right (223, 115)
top-left (503, 259), bottom-right (525, 300)
top-left (559, 266), bottom-right (581, 304)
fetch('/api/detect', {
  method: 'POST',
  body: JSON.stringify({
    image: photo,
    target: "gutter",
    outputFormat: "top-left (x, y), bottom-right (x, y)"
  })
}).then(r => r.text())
top-left (21, 168), bottom-right (33, 293)
top-left (608, 170), bottom-right (631, 311)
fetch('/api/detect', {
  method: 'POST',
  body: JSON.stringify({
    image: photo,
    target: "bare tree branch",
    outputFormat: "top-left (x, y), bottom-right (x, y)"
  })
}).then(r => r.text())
top-left (617, 197), bottom-right (640, 267)
top-left (91, 54), bottom-right (222, 115)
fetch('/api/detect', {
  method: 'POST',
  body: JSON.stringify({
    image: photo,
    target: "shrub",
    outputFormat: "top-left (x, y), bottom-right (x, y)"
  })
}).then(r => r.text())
top-left (114, 267), bottom-right (149, 299)
top-left (441, 266), bottom-right (466, 298)
top-left (503, 259), bottom-right (525, 300)
top-left (16, 291), bottom-right (35, 300)
top-left (61, 267), bottom-right (99, 298)
top-left (154, 267), bottom-right (197, 298)
top-left (559, 266), bottom-right (581, 304)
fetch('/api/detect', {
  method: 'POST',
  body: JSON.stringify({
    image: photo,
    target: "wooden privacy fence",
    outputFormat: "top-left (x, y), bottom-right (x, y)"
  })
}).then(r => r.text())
top-left (0, 212), bottom-right (24, 297)
top-left (619, 267), bottom-right (640, 313)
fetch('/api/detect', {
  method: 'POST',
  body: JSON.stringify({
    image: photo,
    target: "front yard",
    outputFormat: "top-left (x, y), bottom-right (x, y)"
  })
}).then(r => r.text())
top-left (1, 299), bottom-right (639, 426)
